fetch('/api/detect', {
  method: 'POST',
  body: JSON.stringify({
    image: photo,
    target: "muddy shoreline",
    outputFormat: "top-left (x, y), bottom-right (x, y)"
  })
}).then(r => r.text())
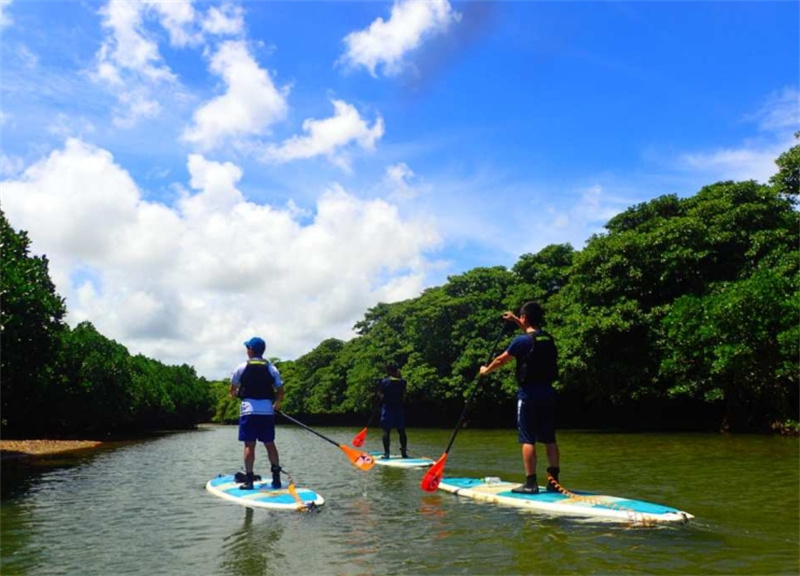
top-left (0, 439), bottom-right (104, 460)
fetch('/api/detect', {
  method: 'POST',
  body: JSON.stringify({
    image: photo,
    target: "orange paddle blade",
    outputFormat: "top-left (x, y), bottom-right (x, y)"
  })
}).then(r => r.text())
top-left (352, 427), bottom-right (368, 447)
top-left (420, 453), bottom-right (448, 492)
top-left (339, 444), bottom-right (376, 471)
top-left (287, 483), bottom-right (304, 508)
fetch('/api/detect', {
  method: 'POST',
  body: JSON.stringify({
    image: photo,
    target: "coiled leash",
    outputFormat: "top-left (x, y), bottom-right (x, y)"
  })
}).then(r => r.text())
top-left (546, 472), bottom-right (654, 527)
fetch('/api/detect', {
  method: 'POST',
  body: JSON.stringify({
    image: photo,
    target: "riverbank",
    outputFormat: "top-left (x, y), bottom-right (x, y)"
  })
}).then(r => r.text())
top-left (0, 439), bottom-right (103, 460)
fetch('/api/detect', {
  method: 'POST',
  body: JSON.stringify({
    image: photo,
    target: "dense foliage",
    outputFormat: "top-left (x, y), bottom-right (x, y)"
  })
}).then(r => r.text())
top-left (0, 209), bottom-right (214, 438)
top-left (264, 144), bottom-right (799, 433)
top-left (3, 141), bottom-right (797, 436)
top-left (1, 208), bottom-right (67, 434)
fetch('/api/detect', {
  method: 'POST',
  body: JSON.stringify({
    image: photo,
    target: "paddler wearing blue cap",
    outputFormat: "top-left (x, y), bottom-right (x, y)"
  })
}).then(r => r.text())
top-left (229, 336), bottom-right (285, 490)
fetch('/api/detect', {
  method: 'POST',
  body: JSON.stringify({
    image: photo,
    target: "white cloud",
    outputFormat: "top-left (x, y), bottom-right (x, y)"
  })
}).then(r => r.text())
top-left (183, 40), bottom-right (289, 150)
top-left (94, 0), bottom-right (176, 126)
top-left (47, 113), bottom-right (96, 139)
top-left (0, 0), bottom-right (13, 30)
top-left (145, 0), bottom-right (200, 48)
top-left (95, 1), bottom-right (175, 85)
top-left (340, 0), bottom-right (460, 77)
top-left (202, 2), bottom-right (245, 36)
top-left (747, 87), bottom-right (800, 133)
top-left (546, 184), bottom-right (625, 239)
top-left (385, 162), bottom-right (422, 199)
top-left (0, 152), bottom-right (25, 177)
top-left (681, 144), bottom-right (788, 184)
top-left (1, 139), bottom-right (440, 379)
top-left (679, 88), bottom-right (798, 185)
top-left (261, 99), bottom-right (384, 170)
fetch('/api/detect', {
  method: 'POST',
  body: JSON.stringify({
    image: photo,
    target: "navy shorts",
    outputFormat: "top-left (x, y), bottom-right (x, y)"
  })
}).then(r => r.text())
top-left (517, 396), bottom-right (556, 445)
top-left (381, 406), bottom-right (405, 430)
top-left (238, 414), bottom-right (276, 443)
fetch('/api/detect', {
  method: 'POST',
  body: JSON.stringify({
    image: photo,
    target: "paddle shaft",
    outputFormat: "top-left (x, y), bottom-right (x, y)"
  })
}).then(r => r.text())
top-left (278, 411), bottom-right (341, 448)
top-left (442, 322), bottom-right (511, 455)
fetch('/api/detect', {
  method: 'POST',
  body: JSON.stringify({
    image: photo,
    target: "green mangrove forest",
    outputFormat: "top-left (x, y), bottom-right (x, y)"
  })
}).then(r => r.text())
top-left (2, 139), bottom-right (798, 438)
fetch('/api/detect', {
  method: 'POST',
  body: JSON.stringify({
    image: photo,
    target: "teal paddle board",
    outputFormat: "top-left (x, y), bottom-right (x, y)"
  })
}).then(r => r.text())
top-left (438, 477), bottom-right (693, 524)
top-left (369, 451), bottom-right (434, 468)
top-left (206, 474), bottom-right (324, 511)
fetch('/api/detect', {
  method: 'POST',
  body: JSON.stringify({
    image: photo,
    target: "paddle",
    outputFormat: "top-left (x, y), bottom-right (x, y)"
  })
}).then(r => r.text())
top-left (276, 466), bottom-right (319, 512)
top-left (278, 411), bottom-right (376, 472)
top-left (420, 320), bottom-right (513, 493)
top-left (351, 397), bottom-right (381, 447)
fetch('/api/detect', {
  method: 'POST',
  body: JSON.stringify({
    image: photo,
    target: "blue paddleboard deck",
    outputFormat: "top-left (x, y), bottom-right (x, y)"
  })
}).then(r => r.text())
top-left (438, 477), bottom-right (693, 524)
top-left (206, 474), bottom-right (324, 510)
top-left (369, 451), bottom-right (434, 468)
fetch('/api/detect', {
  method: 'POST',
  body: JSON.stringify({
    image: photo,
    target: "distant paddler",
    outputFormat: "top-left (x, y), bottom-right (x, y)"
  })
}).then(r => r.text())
top-left (377, 363), bottom-right (409, 458)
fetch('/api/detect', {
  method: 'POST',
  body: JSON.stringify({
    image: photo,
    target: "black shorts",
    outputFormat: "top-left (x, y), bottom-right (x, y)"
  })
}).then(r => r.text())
top-left (516, 396), bottom-right (556, 445)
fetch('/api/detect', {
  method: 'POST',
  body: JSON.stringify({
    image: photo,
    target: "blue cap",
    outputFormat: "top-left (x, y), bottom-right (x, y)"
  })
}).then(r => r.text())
top-left (243, 336), bottom-right (266, 355)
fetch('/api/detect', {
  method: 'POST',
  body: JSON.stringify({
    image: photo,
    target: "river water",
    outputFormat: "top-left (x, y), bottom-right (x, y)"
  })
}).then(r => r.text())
top-left (1, 424), bottom-right (797, 575)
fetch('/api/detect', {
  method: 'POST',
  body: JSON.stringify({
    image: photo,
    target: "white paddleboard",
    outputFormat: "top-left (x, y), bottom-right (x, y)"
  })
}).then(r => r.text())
top-left (438, 477), bottom-right (693, 524)
top-left (369, 451), bottom-right (434, 468)
top-left (206, 474), bottom-right (324, 511)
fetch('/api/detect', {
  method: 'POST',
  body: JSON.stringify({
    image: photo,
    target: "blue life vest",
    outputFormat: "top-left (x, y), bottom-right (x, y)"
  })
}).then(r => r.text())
top-left (238, 359), bottom-right (276, 400)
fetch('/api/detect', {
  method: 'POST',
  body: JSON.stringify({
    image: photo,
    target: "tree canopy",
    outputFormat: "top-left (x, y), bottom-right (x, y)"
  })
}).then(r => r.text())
top-left (3, 140), bottom-right (798, 436)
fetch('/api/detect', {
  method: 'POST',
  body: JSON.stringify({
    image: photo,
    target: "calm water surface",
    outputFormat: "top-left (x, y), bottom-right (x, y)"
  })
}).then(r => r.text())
top-left (1, 425), bottom-right (797, 576)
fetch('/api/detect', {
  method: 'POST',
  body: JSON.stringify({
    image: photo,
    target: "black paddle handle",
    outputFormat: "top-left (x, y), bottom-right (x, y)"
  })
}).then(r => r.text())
top-left (443, 321), bottom-right (512, 455)
top-left (278, 411), bottom-right (341, 448)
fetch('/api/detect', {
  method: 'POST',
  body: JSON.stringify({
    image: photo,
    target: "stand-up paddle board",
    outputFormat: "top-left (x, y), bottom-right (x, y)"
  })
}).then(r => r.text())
top-left (369, 451), bottom-right (434, 468)
top-left (438, 477), bottom-right (693, 525)
top-left (206, 474), bottom-right (324, 511)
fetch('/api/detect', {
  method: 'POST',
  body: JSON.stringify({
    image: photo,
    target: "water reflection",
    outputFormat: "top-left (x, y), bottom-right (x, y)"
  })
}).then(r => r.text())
top-left (219, 507), bottom-right (285, 576)
top-left (0, 427), bottom-right (796, 576)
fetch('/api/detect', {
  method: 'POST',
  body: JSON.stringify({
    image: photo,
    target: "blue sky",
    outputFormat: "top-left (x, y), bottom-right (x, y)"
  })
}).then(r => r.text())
top-left (1, 0), bottom-right (797, 379)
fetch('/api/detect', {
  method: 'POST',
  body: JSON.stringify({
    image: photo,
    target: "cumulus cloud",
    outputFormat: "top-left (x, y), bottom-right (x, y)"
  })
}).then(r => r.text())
top-left (93, 1), bottom-right (246, 127)
top-left (339, 0), bottom-right (460, 77)
top-left (145, 0), bottom-right (200, 47)
top-left (202, 2), bottom-right (245, 36)
top-left (1, 139), bottom-right (440, 378)
top-left (183, 40), bottom-right (289, 150)
top-left (95, 1), bottom-right (175, 86)
top-left (261, 99), bottom-right (384, 170)
top-left (144, 0), bottom-right (244, 46)
top-left (94, 0), bottom-right (175, 125)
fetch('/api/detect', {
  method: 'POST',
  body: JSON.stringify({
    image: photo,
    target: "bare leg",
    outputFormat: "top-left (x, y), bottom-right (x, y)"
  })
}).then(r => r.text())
top-left (264, 441), bottom-right (280, 467)
top-left (522, 443), bottom-right (536, 476)
top-left (243, 441), bottom-right (256, 473)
